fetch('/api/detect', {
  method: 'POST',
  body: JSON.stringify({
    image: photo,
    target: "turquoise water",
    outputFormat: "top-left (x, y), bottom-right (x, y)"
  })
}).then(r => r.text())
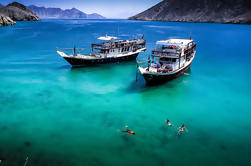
top-left (0, 19), bottom-right (251, 166)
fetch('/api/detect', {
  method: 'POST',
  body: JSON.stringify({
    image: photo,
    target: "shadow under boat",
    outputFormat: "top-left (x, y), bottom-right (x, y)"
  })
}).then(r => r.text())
top-left (62, 60), bottom-right (138, 81)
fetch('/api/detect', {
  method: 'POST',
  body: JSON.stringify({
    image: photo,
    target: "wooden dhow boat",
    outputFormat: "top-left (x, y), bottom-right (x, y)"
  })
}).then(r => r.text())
top-left (56, 35), bottom-right (146, 67)
top-left (137, 38), bottom-right (196, 84)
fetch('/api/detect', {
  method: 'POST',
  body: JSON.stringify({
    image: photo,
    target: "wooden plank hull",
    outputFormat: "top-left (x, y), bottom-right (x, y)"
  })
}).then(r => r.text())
top-left (142, 63), bottom-right (191, 84)
top-left (63, 53), bottom-right (139, 67)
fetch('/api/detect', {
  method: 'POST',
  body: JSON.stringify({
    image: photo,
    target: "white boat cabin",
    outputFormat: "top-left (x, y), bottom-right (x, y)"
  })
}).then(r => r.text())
top-left (151, 39), bottom-right (196, 71)
top-left (91, 35), bottom-right (146, 58)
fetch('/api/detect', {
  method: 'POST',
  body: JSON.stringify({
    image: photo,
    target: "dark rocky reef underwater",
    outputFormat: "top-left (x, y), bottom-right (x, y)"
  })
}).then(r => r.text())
top-left (129, 0), bottom-right (251, 24)
top-left (0, 1), bottom-right (40, 26)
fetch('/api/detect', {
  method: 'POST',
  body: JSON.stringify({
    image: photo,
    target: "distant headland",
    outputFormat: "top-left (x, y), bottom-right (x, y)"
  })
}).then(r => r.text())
top-left (0, 1), bottom-right (106, 27)
top-left (28, 5), bottom-right (106, 19)
top-left (129, 0), bottom-right (251, 24)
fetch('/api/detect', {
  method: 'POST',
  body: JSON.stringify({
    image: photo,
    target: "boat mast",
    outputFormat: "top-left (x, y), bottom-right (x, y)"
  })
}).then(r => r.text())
top-left (147, 54), bottom-right (150, 71)
top-left (178, 52), bottom-right (181, 69)
top-left (73, 45), bottom-right (76, 56)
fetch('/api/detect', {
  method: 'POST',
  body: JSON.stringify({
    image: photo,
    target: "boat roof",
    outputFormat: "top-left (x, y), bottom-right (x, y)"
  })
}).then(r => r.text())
top-left (98, 35), bottom-right (119, 41)
top-left (156, 39), bottom-right (193, 47)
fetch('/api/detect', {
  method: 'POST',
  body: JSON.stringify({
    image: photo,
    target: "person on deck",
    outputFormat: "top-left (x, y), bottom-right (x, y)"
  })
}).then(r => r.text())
top-left (121, 125), bottom-right (135, 136)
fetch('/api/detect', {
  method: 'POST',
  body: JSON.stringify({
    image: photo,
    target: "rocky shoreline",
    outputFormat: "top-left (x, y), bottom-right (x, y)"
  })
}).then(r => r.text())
top-left (0, 14), bottom-right (16, 26)
top-left (0, 2), bottom-right (40, 27)
top-left (129, 0), bottom-right (251, 25)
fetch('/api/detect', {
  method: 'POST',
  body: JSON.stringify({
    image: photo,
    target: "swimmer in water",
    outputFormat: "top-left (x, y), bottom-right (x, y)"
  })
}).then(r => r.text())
top-left (165, 120), bottom-right (173, 127)
top-left (121, 125), bottom-right (136, 136)
top-left (177, 124), bottom-right (185, 135)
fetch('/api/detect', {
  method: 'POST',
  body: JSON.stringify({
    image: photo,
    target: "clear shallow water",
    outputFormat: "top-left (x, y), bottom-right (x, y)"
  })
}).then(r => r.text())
top-left (0, 19), bottom-right (251, 166)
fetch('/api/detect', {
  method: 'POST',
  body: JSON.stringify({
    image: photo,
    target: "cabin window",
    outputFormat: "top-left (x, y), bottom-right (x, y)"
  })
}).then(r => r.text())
top-left (161, 57), bottom-right (170, 61)
top-left (172, 59), bottom-right (176, 62)
top-left (127, 47), bottom-right (130, 51)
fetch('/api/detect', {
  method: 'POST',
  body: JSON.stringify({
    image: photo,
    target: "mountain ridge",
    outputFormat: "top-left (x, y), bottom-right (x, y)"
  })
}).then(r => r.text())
top-left (129, 0), bottom-right (251, 24)
top-left (28, 5), bottom-right (106, 19)
top-left (0, 2), bottom-right (40, 21)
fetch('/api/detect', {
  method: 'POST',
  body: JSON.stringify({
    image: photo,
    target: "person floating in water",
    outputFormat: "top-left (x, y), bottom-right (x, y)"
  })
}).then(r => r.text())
top-left (177, 124), bottom-right (186, 135)
top-left (165, 119), bottom-right (173, 127)
top-left (121, 125), bottom-right (135, 136)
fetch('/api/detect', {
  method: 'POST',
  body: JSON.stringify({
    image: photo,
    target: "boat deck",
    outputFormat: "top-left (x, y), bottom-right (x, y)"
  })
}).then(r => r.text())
top-left (138, 51), bottom-right (195, 75)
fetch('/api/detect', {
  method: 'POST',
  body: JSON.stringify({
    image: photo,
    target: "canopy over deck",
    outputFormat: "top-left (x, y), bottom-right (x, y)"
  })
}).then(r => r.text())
top-left (156, 39), bottom-right (193, 47)
top-left (98, 35), bottom-right (119, 41)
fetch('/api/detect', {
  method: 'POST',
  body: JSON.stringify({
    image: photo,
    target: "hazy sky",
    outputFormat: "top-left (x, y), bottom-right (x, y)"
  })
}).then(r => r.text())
top-left (1, 0), bottom-right (162, 18)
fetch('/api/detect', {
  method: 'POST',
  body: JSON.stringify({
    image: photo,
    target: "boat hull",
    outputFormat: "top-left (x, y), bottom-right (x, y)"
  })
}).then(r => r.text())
top-left (63, 53), bottom-right (139, 67)
top-left (142, 63), bottom-right (191, 84)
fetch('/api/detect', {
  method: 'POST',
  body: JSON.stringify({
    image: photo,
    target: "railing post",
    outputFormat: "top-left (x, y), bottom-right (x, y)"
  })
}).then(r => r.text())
top-left (73, 46), bottom-right (76, 56)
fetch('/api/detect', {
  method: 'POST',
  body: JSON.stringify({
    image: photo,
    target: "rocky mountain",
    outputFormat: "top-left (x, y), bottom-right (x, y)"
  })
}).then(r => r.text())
top-left (28, 5), bottom-right (106, 19)
top-left (0, 2), bottom-right (40, 21)
top-left (129, 0), bottom-right (251, 24)
top-left (87, 13), bottom-right (106, 19)
top-left (0, 4), bottom-right (14, 26)
top-left (0, 14), bottom-right (16, 26)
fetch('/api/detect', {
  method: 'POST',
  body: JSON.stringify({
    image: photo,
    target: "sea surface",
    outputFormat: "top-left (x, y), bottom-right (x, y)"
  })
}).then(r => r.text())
top-left (0, 19), bottom-right (251, 166)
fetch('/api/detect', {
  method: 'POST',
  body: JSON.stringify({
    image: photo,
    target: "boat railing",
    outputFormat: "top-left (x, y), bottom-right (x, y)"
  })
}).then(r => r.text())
top-left (90, 51), bottom-right (100, 56)
top-left (56, 47), bottom-right (92, 56)
top-left (137, 59), bottom-right (161, 68)
top-left (135, 40), bottom-right (146, 45)
top-left (137, 59), bottom-right (151, 68)
top-left (184, 43), bottom-right (196, 53)
top-left (137, 58), bottom-right (179, 73)
top-left (92, 39), bottom-right (145, 50)
top-left (152, 50), bottom-right (179, 58)
top-left (56, 48), bottom-right (91, 51)
top-left (158, 48), bottom-right (179, 53)
top-left (92, 43), bottom-right (111, 50)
